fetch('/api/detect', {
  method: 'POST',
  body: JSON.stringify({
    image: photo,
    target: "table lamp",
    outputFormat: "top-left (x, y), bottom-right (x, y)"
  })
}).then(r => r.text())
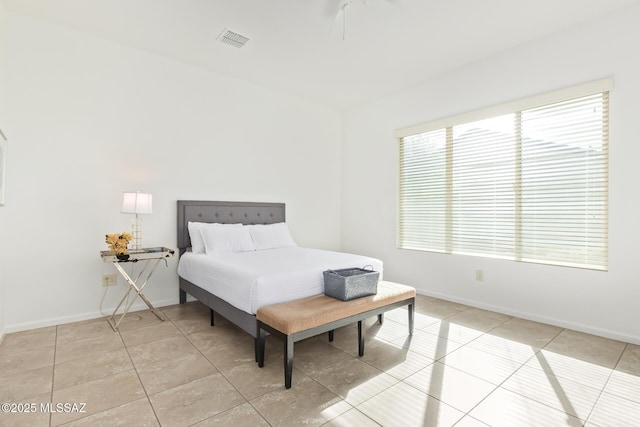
top-left (121, 191), bottom-right (153, 251)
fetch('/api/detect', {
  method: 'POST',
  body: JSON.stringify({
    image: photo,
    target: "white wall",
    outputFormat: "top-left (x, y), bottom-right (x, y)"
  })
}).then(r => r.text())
top-left (342, 3), bottom-right (640, 344)
top-left (1, 13), bottom-right (342, 332)
top-left (0, 0), bottom-right (8, 343)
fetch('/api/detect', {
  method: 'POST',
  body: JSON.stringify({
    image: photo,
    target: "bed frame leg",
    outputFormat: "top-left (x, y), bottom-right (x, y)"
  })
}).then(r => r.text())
top-left (179, 289), bottom-right (186, 304)
top-left (328, 330), bottom-right (334, 342)
top-left (378, 313), bottom-right (384, 324)
top-left (358, 320), bottom-right (364, 357)
top-left (285, 335), bottom-right (294, 389)
top-left (210, 309), bottom-right (215, 326)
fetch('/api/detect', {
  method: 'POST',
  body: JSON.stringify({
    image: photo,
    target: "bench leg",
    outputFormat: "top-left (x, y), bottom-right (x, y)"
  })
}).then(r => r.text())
top-left (378, 313), bottom-right (384, 325)
top-left (285, 335), bottom-right (294, 389)
top-left (408, 301), bottom-right (414, 335)
top-left (328, 330), bottom-right (334, 342)
top-left (257, 328), bottom-right (266, 367)
top-left (179, 289), bottom-right (186, 304)
top-left (210, 309), bottom-right (215, 326)
top-left (358, 320), bottom-right (364, 357)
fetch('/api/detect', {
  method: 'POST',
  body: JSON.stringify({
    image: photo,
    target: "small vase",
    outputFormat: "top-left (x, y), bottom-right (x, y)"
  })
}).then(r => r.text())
top-left (116, 254), bottom-right (130, 261)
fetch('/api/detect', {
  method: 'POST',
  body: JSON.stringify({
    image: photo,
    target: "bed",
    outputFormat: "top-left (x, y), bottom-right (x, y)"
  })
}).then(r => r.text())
top-left (176, 200), bottom-right (383, 352)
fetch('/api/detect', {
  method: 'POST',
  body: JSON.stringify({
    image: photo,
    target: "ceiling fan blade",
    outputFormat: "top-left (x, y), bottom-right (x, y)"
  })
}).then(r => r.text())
top-left (329, 0), bottom-right (352, 40)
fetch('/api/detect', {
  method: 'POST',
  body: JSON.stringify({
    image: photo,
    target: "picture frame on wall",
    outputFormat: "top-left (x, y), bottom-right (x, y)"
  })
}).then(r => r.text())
top-left (0, 128), bottom-right (7, 206)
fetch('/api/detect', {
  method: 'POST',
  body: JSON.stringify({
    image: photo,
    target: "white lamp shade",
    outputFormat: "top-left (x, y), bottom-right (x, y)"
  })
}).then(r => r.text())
top-left (121, 192), bottom-right (153, 214)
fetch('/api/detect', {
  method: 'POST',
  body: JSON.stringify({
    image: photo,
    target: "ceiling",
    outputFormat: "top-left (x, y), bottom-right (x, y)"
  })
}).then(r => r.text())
top-left (5, 0), bottom-right (639, 108)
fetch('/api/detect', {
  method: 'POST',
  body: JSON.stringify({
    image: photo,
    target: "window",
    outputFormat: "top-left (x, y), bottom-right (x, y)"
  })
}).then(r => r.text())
top-left (397, 80), bottom-right (611, 270)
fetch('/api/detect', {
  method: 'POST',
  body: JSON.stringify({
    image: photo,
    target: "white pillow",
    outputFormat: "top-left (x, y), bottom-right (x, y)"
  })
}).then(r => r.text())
top-left (188, 222), bottom-right (243, 253)
top-left (248, 222), bottom-right (297, 250)
top-left (201, 224), bottom-right (255, 254)
top-left (187, 222), bottom-right (207, 253)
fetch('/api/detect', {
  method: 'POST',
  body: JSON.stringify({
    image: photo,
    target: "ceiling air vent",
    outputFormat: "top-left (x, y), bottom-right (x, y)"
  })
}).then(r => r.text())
top-left (217, 29), bottom-right (249, 48)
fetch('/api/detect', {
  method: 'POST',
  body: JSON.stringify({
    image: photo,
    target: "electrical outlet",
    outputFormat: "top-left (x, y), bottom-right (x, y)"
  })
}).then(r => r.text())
top-left (475, 270), bottom-right (484, 282)
top-left (102, 274), bottom-right (117, 287)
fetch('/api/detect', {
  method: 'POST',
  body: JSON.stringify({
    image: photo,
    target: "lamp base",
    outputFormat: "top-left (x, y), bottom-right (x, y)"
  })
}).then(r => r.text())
top-left (131, 215), bottom-right (142, 251)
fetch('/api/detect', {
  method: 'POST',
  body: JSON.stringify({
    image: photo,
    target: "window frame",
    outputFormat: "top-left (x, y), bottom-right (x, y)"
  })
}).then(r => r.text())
top-left (395, 79), bottom-right (613, 271)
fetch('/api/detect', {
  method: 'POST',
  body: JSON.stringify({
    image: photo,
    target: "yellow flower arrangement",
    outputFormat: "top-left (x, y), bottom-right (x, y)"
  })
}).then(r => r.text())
top-left (105, 232), bottom-right (133, 255)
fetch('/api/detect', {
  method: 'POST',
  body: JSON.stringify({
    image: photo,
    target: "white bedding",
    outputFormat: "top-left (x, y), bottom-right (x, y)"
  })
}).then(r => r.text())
top-left (177, 247), bottom-right (383, 314)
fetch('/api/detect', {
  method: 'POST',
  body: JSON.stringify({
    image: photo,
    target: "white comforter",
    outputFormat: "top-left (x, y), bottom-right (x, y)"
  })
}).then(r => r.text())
top-left (177, 247), bottom-right (383, 314)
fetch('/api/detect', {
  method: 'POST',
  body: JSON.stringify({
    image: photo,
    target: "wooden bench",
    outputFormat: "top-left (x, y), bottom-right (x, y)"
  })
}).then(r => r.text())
top-left (256, 281), bottom-right (416, 388)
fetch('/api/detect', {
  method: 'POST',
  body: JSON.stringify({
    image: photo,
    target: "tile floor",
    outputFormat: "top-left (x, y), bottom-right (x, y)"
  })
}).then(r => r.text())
top-left (1, 295), bottom-right (639, 426)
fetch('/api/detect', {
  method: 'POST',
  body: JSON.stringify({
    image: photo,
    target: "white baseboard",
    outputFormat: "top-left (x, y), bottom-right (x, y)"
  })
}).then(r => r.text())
top-left (0, 331), bottom-right (5, 347)
top-left (7, 288), bottom-right (636, 346)
top-left (415, 288), bottom-right (640, 346)
top-left (3, 298), bottom-right (179, 334)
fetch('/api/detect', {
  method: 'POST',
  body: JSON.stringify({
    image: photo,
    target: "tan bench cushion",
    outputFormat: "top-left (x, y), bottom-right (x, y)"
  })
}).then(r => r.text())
top-left (256, 281), bottom-right (416, 335)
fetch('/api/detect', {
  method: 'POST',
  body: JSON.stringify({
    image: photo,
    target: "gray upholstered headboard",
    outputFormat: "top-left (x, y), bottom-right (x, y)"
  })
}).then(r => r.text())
top-left (177, 200), bottom-right (286, 254)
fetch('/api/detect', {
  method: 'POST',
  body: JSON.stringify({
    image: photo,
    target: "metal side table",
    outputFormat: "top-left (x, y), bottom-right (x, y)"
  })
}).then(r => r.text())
top-left (100, 247), bottom-right (174, 331)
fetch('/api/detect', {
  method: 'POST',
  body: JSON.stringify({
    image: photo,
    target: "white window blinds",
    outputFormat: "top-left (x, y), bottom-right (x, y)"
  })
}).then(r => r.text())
top-left (398, 80), bottom-right (610, 270)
